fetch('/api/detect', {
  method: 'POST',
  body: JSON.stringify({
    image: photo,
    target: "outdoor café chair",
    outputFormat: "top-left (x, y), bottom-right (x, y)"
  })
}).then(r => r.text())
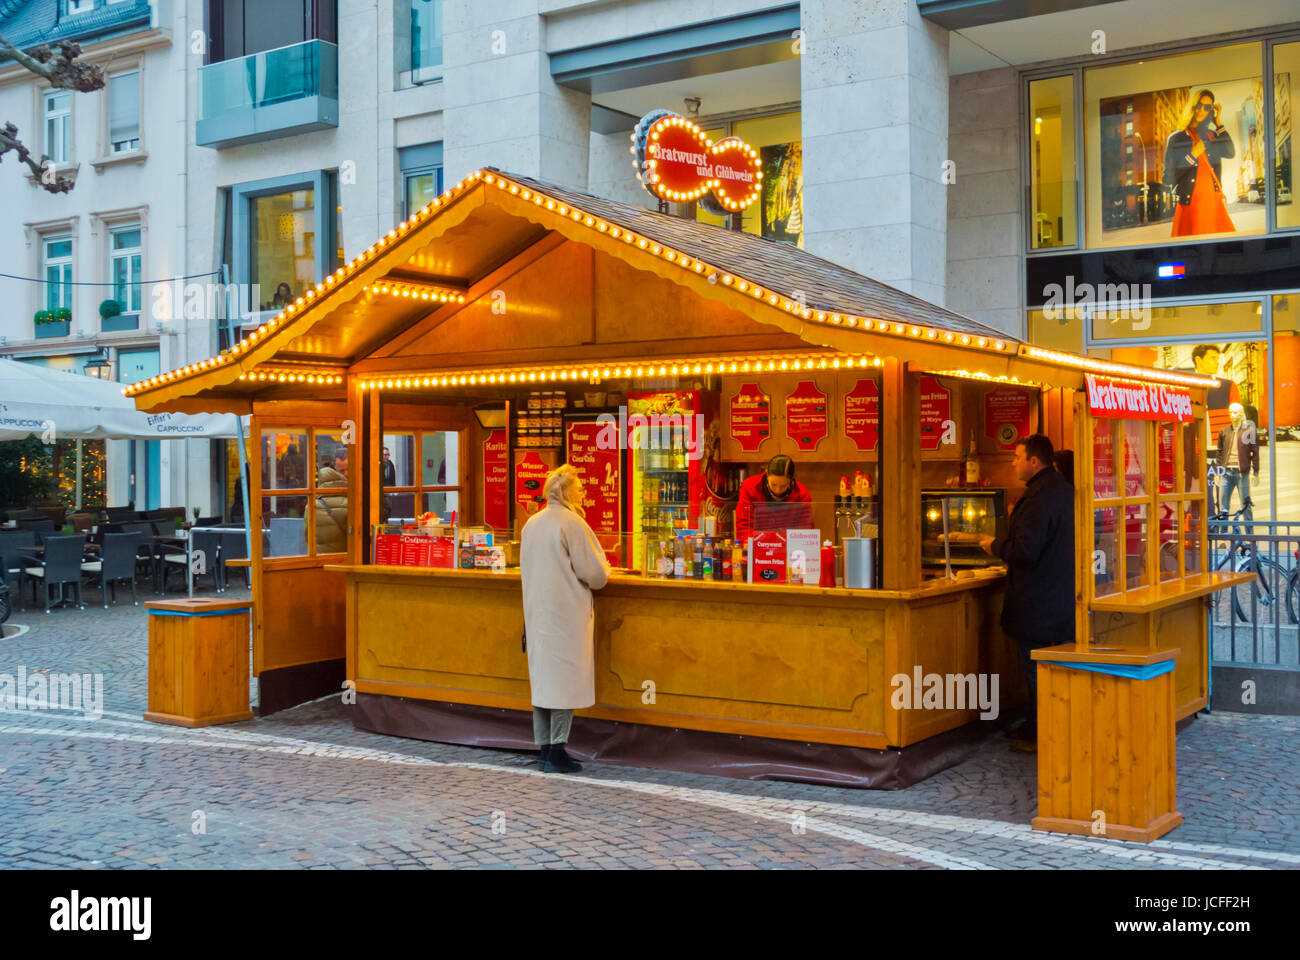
top-left (189, 528), bottom-right (223, 592)
top-left (0, 529), bottom-right (37, 612)
top-left (17, 516), bottom-right (55, 541)
top-left (218, 530), bottom-right (252, 590)
top-left (80, 531), bottom-right (144, 607)
top-left (25, 534), bottom-right (87, 613)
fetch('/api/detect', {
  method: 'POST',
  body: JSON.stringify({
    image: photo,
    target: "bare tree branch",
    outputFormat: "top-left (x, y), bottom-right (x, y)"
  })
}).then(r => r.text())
top-left (0, 35), bottom-right (104, 92)
top-left (0, 122), bottom-right (74, 193)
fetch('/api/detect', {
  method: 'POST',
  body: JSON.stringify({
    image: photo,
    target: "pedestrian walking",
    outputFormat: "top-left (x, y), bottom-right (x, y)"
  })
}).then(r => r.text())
top-left (980, 434), bottom-right (1074, 752)
top-left (520, 464), bottom-right (610, 773)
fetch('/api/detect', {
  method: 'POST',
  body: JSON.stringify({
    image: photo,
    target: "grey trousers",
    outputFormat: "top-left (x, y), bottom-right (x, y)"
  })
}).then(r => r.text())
top-left (532, 707), bottom-right (574, 746)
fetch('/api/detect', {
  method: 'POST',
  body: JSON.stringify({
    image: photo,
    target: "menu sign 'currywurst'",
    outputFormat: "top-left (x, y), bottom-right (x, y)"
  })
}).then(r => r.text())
top-left (729, 382), bottom-right (770, 452)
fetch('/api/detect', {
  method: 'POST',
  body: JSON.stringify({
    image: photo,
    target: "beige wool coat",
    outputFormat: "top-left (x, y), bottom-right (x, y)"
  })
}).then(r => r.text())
top-left (520, 500), bottom-right (610, 709)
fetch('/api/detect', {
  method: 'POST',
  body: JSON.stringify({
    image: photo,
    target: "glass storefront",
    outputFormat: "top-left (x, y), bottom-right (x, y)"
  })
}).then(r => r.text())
top-left (692, 110), bottom-right (802, 247)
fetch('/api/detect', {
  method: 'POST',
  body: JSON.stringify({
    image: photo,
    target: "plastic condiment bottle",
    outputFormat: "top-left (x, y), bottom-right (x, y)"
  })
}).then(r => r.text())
top-left (820, 541), bottom-right (836, 587)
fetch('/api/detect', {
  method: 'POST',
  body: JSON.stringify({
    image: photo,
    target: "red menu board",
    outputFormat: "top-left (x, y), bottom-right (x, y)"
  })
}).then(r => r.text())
top-left (514, 452), bottom-right (550, 519)
top-left (843, 378), bottom-right (880, 452)
top-left (483, 429), bottom-right (509, 531)
top-left (784, 380), bottom-right (829, 452)
top-left (566, 420), bottom-right (622, 541)
top-left (984, 386), bottom-right (1034, 450)
top-left (919, 375), bottom-right (952, 451)
top-left (729, 382), bottom-right (770, 452)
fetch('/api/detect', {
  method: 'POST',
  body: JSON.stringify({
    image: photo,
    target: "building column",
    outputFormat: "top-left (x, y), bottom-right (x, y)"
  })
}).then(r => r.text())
top-left (801, 0), bottom-right (949, 305)
top-left (442, 0), bottom-right (591, 189)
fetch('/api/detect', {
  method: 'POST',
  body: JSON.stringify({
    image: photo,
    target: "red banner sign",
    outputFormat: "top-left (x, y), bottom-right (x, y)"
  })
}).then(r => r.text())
top-left (514, 452), bottom-right (549, 518)
top-left (984, 386), bottom-right (1035, 450)
top-left (784, 380), bottom-right (829, 452)
top-left (1086, 374), bottom-right (1194, 422)
top-left (633, 111), bottom-right (762, 212)
top-left (565, 421), bottom-right (622, 540)
top-left (919, 376), bottom-right (952, 451)
top-left (483, 429), bottom-right (509, 532)
top-left (843, 378), bottom-right (880, 452)
top-left (729, 382), bottom-right (771, 452)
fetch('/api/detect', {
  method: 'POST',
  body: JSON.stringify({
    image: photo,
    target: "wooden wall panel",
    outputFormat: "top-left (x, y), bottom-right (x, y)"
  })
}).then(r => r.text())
top-left (259, 566), bottom-right (347, 673)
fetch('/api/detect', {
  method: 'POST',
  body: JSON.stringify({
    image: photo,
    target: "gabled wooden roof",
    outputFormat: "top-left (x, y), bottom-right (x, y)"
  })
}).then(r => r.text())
top-left (128, 167), bottom-right (1214, 414)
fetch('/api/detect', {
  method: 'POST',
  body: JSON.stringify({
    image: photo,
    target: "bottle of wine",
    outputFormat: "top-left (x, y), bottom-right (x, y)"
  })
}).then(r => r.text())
top-left (964, 431), bottom-right (980, 486)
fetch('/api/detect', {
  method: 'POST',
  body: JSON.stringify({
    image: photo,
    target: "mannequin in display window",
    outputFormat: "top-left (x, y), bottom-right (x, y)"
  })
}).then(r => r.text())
top-left (1215, 402), bottom-right (1259, 518)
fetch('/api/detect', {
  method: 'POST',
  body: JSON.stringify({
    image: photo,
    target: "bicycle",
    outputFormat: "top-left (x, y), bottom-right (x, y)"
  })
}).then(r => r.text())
top-left (1208, 500), bottom-right (1289, 625)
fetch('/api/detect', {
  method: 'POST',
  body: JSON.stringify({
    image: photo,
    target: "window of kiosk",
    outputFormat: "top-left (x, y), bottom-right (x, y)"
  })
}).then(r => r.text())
top-left (1088, 416), bottom-right (1206, 599)
top-left (381, 430), bottom-right (460, 522)
top-left (261, 428), bottom-right (351, 558)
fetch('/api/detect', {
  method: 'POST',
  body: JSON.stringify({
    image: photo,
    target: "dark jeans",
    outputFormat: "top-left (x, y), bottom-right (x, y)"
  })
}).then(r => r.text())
top-left (1011, 623), bottom-right (1074, 732)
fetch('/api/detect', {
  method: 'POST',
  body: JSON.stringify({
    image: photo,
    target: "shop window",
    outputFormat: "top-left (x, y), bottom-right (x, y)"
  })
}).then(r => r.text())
top-left (1083, 42), bottom-right (1265, 249)
top-left (1275, 42), bottom-right (1299, 230)
top-left (692, 112), bottom-right (802, 248)
top-left (1088, 299), bottom-right (1261, 342)
top-left (260, 428), bottom-right (350, 557)
top-left (251, 188), bottom-right (314, 311)
top-left (1027, 306), bottom-right (1084, 354)
top-left (1028, 75), bottom-right (1076, 249)
top-left (381, 429), bottom-right (460, 522)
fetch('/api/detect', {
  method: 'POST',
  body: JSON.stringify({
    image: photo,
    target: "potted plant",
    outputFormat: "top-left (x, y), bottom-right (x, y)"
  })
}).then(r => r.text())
top-left (34, 307), bottom-right (71, 339)
top-left (99, 297), bottom-right (135, 333)
top-left (172, 515), bottom-right (184, 532)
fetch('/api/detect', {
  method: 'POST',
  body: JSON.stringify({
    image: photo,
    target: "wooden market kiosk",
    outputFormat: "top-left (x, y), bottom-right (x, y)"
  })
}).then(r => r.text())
top-left (129, 168), bottom-right (1247, 798)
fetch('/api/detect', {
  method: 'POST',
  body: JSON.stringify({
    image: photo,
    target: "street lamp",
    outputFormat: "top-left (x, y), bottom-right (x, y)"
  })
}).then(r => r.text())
top-left (84, 353), bottom-right (112, 379)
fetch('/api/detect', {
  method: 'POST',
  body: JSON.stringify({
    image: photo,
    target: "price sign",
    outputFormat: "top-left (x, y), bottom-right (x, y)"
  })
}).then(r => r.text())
top-left (565, 421), bottom-right (622, 539)
top-left (514, 452), bottom-right (550, 519)
top-left (844, 378), bottom-right (880, 452)
top-left (984, 386), bottom-right (1034, 450)
top-left (483, 429), bottom-right (509, 531)
top-left (729, 382), bottom-right (770, 452)
top-left (784, 380), bottom-right (829, 452)
top-left (919, 375), bottom-right (952, 451)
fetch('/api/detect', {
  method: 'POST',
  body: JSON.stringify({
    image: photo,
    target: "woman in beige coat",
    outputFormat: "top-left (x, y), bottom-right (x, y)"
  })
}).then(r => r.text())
top-left (520, 464), bottom-right (610, 773)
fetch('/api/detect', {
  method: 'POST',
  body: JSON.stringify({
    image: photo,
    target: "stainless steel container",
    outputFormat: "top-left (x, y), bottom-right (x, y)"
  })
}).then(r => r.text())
top-left (843, 536), bottom-right (876, 589)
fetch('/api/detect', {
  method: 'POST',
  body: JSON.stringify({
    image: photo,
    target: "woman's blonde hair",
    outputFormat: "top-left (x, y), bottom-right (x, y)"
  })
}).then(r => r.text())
top-left (544, 464), bottom-right (586, 516)
top-left (1177, 88), bottom-right (1217, 133)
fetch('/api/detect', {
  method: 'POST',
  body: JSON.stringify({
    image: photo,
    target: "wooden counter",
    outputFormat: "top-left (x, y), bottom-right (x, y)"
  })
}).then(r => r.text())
top-left (328, 564), bottom-right (1011, 750)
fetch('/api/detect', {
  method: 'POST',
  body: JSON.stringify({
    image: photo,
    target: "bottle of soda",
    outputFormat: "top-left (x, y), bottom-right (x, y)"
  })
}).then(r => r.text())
top-left (702, 537), bottom-right (713, 579)
top-left (674, 535), bottom-right (685, 579)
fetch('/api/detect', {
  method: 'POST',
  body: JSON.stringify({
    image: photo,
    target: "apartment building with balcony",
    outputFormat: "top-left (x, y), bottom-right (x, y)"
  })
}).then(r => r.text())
top-left (0, 0), bottom-right (181, 510)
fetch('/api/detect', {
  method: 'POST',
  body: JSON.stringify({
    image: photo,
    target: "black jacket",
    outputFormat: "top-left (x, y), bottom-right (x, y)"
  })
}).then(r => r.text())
top-left (1161, 123), bottom-right (1234, 206)
top-left (1216, 423), bottom-right (1259, 475)
top-left (993, 466), bottom-right (1075, 638)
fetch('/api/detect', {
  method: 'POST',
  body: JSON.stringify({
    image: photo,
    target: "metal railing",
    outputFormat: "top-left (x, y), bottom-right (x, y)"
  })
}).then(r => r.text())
top-left (1206, 515), bottom-right (1300, 670)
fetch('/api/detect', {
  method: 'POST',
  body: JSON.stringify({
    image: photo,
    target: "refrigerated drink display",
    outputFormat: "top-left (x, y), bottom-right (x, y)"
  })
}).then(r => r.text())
top-left (626, 390), bottom-right (709, 573)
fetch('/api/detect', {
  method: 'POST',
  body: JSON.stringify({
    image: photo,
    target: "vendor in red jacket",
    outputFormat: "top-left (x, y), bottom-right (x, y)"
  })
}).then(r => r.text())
top-left (734, 454), bottom-right (814, 545)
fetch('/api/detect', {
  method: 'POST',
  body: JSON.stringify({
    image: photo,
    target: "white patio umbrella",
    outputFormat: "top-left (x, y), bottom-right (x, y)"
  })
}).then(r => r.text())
top-left (0, 358), bottom-right (240, 441)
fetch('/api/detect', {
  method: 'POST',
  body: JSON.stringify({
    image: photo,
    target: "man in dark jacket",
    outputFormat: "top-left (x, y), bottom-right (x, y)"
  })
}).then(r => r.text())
top-left (980, 434), bottom-right (1075, 752)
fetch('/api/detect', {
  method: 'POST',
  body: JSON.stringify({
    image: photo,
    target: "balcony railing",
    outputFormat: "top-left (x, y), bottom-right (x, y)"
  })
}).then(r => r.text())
top-left (197, 40), bottom-right (339, 149)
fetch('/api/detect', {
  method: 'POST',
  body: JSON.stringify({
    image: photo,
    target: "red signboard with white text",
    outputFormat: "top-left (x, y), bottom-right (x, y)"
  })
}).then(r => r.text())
top-left (919, 376), bottom-right (952, 451)
top-left (843, 378), bottom-right (880, 452)
top-left (729, 382), bottom-right (771, 452)
top-left (784, 380), bottom-right (829, 452)
top-left (565, 420), bottom-right (623, 562)
top-left (633, 111), bottom-right (762, 212)
top-left (483, 429), bottom-right (509, 532)
top-left (1086, 374), bottom-right (1195, 422)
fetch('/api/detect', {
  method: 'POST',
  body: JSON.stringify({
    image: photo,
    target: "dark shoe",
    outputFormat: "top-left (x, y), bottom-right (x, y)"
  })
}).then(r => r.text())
top-left (537, 744), bottom-right (551, 768)
top-left (547, 743), bottom-right (582, 774)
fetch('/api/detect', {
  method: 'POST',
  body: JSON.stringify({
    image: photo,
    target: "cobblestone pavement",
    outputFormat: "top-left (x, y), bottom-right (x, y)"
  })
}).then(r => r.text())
top-left (0, 590), bottom-right (1296, 870)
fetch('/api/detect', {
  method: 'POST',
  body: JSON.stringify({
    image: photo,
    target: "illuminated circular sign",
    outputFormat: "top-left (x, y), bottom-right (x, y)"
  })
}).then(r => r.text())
top-left (631, 110), bottom-right (762, 214)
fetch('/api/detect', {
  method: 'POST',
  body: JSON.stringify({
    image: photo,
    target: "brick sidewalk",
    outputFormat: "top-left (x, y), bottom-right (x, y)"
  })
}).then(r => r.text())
top-left (0, 594), bottom-right (1295, 869)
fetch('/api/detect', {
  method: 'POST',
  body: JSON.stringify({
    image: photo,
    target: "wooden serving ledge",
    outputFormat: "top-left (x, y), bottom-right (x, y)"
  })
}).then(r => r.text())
top-left (1089, 571), bottom-right (1256, 613)
top-left (327, 563), bottom-right (1012, 751)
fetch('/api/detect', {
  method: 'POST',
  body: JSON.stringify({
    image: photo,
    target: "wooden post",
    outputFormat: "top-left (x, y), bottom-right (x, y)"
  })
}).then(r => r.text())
top-left (880, 358), bottom-right (920, 589)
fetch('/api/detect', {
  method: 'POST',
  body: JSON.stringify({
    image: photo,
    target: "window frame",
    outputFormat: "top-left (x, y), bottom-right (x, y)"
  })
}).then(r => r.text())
top-left (108, 69), bottom-right (142, 154)
top-left (43, 89), bottom-right (72, 165)
top-left (109, 223), bottom-right (143, 318)
top-left (258, 426), bottom-right (352, 559)
top-left (43, 234), bottom-right (74, 311)
top-left (380, 428), bottom-right (463, 520)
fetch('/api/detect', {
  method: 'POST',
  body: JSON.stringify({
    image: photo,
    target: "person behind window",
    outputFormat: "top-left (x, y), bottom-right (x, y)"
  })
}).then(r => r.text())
top-left (315, 444), bottom-right (348, 554)
top-left (734, 454), bottom-right (813, 546)
top-left (520, 464), bottom-right (610, 774)
top-left (1162, 89), bottom-right (1235, 237)
top-left (1216, 402), bottom-right (1259, 518)
top-left (270, 282), bottom-right (294, 309)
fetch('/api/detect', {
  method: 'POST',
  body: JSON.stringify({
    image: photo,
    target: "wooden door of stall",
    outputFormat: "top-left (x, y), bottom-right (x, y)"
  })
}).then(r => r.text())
top-left (249, 400), bottom-right (350, 713)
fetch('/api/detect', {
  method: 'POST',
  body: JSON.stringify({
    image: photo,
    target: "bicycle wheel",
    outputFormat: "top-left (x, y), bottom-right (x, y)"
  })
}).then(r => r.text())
top-left (1287, 571), bottom-right (1300, 625)
top-left (1209, 546), bottom-right (1236, 625)
top-left (1231, 554), bottom-right (1287, 626)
